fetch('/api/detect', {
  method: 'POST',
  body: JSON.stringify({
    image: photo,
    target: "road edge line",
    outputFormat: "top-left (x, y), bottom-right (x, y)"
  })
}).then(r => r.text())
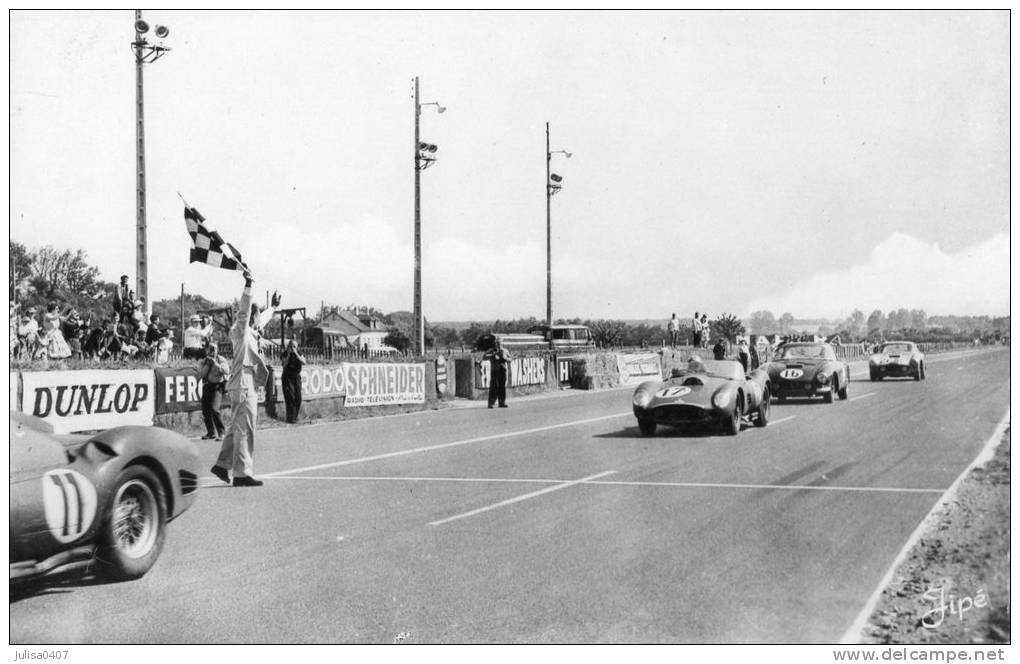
top-left (838, 407), bottom-right (1011, 644)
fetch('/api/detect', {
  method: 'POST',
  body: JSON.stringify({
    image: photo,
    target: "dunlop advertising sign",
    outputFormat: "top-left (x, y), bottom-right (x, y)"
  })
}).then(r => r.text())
top-left (21, 370), bottom-right (156, 433)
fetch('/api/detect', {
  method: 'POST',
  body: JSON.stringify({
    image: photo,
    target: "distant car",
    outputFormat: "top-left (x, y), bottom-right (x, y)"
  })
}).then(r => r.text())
top-left (10, 412), bottom-right (200, 583)
top-left (767, 342), bottom-right (849, 403)
top-left (632, 358), bottom-right (771, 436)
top-left (869, 341), bottom-right (926, 381)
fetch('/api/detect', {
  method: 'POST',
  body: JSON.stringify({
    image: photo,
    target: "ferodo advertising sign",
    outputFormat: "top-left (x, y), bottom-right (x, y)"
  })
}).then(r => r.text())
top-left (155, 366), bottom-right (202, 414)
top-left (156, 366), bottom-right (279, 412)
top-left (21, 370), bottom-right (155, 433)
top-left (343, 362), bottom-right (425, 406)
top-left (616, 353), bottom-right (662, 385)
top-left (476, 356), bottom-right (547, 389)
top-left (297, 365), bottom-right (346, 400)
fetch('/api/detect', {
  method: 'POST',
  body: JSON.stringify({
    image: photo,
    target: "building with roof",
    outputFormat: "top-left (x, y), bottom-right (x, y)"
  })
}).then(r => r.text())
top-left (315, 306), bottom-right (390, 351)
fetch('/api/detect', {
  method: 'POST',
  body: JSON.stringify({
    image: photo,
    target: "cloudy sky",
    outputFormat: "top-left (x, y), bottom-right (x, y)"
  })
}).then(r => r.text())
top-left (10, 10), bottom-right (1009, 322)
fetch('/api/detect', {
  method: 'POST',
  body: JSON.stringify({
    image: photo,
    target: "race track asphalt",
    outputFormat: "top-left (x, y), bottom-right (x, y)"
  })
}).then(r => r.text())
top-left (9, 347), bottom-right (1010, 644)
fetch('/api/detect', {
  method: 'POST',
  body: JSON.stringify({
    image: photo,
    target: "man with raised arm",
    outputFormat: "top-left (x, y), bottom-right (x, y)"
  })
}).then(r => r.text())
top-left (210, 270), bottom-right (280, 487)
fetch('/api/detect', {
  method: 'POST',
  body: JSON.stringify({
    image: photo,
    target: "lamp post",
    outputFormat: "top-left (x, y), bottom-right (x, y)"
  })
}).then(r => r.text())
top-left (413, 76), bottom-right (445, 356)
top-left (132, 10), bottom-right (170, 316)
top-left (545, 122), bottom-right (571, 329)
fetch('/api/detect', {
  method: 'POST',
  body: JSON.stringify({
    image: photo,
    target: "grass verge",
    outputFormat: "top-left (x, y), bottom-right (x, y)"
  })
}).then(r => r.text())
top-left (860, 427), bottom-right (1010, 644)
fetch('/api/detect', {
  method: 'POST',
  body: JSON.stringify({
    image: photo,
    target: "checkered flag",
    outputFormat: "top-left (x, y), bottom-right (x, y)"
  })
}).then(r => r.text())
top-left (184, 206), bottom-right (249, 272)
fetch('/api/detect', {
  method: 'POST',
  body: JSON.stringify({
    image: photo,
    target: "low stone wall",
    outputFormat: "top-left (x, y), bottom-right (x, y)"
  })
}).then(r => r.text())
top-left (257, 357), bottom-right (456, 426)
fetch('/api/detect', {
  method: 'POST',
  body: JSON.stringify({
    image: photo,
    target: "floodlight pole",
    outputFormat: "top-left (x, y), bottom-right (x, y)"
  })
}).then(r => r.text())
top-left (134, 10), bottom-right (149, 314)
top-left (132, 10), bottom-right (170, 316)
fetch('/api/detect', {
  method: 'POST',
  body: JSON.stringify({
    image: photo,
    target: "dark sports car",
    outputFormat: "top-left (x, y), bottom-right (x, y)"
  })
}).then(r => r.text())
top-left (768, 342), bottom-right (849, 402)
top-left (869, 341), bottom-right (926, 381)
top-left (632, 358), bottom-right (771, 436)
top-left (10, 412), bottom-right (200, 583)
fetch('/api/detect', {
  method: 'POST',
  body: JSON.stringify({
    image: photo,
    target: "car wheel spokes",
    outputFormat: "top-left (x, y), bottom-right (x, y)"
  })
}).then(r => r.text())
top-left (112, 479), bottom-right (157, 558)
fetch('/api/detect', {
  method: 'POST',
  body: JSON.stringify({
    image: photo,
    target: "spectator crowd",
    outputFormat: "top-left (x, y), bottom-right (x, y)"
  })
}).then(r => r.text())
top-left (9, 273), bottom-right (217, 364)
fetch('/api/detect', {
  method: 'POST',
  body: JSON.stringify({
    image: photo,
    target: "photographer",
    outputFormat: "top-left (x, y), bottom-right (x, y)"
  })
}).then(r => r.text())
top-left (280, 339), bottom-right (306, 423)
top-left (198, 342), bottom-right (230, 440)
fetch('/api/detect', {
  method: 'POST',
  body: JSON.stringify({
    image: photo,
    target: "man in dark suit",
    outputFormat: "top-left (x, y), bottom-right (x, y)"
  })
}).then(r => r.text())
top-left (482, 338), bottom-right (513, 408)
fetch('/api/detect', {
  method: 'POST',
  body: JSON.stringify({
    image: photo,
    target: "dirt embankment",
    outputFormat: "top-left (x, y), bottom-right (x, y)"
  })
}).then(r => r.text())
top-left (861, 428), bottom-right (1010, 644)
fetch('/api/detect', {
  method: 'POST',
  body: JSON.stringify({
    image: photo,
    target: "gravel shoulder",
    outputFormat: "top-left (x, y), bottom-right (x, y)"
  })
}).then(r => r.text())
top-left (860, 426), bottom-right (1010, 644)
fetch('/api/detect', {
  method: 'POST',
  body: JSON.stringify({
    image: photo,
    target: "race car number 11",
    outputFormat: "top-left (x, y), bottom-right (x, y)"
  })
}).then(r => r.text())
top-left (779, 369), bottom-right (804, 379)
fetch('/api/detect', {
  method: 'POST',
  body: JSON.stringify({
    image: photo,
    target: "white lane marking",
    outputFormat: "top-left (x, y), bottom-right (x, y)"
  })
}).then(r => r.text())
top-left (839, 407), bottom-right (1011, 644)
top-left (266, 475), bottom-right (560, 484)
top-left (262, 412), bottom-right (632, 478)
top-left (849, 392), bottom-right (875, 402)
top-left (428, 470), bottom-right (617, 526)
top-left (263, 473), bottom-right (944, 494)
top-left (770, 416), bottom-right (796, 425)
top-left (585, 480), bottom-right (944, 494)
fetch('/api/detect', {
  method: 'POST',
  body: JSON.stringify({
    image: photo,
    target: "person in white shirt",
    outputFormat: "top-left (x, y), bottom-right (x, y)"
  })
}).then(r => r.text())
top-left (667, 313), bottom-right (680, 348)
top-left (183, 315), bottom-right (213, 360)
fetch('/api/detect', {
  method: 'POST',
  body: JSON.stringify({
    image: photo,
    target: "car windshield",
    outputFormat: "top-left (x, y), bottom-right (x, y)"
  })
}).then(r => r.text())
top-left (685, 358), bottom-right (742, 381)
top-left (775, 344), bottom-right (831, 360)
top-left (878, 343), bottom-right (912, 354)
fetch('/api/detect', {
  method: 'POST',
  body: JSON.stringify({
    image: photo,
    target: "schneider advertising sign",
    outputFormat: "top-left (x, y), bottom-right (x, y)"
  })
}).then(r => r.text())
top-left (343, 362), bottom-right (425, 406)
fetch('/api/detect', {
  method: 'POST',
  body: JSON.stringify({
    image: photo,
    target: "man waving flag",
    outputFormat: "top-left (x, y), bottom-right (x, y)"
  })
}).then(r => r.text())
top-left (184, 205), bottom-right (249, 272)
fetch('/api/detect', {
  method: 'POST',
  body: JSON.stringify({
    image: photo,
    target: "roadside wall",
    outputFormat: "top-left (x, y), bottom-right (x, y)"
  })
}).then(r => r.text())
top-left (11, 344), bottom-right (983, 435)
top-left (12, 356), bottom-right (456, 435)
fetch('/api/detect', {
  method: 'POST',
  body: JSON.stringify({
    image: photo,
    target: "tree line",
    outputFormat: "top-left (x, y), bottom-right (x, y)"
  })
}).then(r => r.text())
top-left (11, 240), bottom-right (1009, 350)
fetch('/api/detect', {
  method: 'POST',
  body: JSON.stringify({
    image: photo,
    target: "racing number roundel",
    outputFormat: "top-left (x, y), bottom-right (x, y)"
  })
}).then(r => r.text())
top-left (779, 369), bottom-right (804, 379)
top-left (42, 469), bottom-right (98, 544)
top-left (656, 386), bottom-right (692, 398)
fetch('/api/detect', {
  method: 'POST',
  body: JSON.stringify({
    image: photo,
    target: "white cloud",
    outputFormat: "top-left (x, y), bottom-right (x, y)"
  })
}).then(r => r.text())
top-left (745, 232), bottom-right (1009, 318)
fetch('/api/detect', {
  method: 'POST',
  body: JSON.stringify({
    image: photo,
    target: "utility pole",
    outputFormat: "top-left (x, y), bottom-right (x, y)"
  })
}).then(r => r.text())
top-left (545, 124), bottom-right (571, 330)
top-left (413, 76), bottom-right (423, 356)
top-left (180, 282), bottom-right (185, 341)
top-left (546, 122), bottom-right (552, 329)
top-left (412, 76), bottom-right (444, 356)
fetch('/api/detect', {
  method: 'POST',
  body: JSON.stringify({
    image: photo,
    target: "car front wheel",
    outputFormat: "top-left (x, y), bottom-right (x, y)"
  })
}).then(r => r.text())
top-left (637, 418), bottom-right (656, 436)
top-left (97, 465), bottom-right (167, 581)
top-left (722, 401), bottom-right (741, 436)
top-left (754, 388), bottom-right (770, 427)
